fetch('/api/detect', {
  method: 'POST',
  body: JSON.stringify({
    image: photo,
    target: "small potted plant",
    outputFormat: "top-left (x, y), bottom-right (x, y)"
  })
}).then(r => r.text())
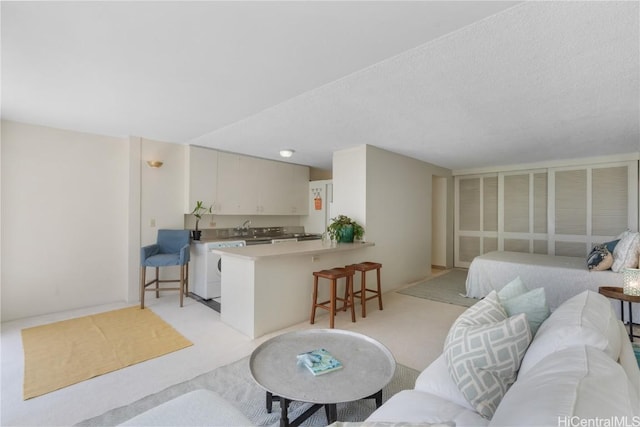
top-left (327, 214), bottom-right (364, 243)
top-left (190, 200), bottom-right (212, 240)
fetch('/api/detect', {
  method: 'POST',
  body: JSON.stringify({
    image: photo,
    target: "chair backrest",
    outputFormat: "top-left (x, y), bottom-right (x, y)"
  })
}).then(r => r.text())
top-left (157, 229), bottom-right (190, 254)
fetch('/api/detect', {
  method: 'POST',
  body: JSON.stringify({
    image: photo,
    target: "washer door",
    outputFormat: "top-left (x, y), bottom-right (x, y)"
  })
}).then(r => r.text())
top-left (208, 251), bottom-right (222, 281)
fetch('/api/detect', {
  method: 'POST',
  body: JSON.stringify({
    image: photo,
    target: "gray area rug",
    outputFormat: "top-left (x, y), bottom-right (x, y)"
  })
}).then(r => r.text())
top-left (77, 356), bottom-right (419, 426)
top-left (398, 269), bottom-right (477, 307)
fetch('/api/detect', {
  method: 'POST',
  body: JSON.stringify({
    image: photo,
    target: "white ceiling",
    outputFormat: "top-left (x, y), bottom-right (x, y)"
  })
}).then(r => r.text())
top-left (2, 1), bottom-right (639, 172)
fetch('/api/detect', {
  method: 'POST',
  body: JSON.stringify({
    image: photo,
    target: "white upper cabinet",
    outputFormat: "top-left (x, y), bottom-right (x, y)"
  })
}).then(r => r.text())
top-left (186, 146), bottom-right (218, 213)
top-left (213, 150), bottom-right (310, 215)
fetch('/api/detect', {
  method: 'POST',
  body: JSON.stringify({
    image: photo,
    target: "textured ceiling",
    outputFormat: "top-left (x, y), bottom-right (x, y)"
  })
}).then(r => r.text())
top-left (3, 1), bottom-right (639, 172)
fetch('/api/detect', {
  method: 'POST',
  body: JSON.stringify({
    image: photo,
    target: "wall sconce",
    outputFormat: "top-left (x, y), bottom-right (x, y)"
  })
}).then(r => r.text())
top-left (623, 268), bottom-right (640, 296)
top-left (146, 160), bottom-right (163, 168)
top-left (279, 149), bottom-right (295, 158)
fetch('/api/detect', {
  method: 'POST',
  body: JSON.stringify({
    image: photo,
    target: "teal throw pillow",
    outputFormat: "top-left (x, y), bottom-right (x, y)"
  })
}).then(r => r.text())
top-left (498, 276), bottom-right (528, 301)
top-left (500, 287), bottom-right (551, 335)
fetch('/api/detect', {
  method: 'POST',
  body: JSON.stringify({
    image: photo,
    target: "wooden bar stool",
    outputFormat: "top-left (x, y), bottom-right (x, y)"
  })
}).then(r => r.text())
top-left (347, 262), bottom-right (383, 318)
top-left (310, 267), bottom-right (356, 328)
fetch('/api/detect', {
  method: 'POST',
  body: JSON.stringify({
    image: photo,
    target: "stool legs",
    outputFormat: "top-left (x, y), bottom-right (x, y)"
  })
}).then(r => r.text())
top-left (349, 262), bottom-right (383, 318)
top-left (310, 268), bottom-right (356, 328)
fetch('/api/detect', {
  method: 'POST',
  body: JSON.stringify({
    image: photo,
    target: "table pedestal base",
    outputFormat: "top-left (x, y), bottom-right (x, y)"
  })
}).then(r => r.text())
top-left (266, 389), bottom-right (383, 427)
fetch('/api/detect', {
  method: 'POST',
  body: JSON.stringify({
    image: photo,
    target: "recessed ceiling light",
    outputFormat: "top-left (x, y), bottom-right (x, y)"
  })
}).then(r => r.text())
top-left (279, 149), bottom-right (295, 158)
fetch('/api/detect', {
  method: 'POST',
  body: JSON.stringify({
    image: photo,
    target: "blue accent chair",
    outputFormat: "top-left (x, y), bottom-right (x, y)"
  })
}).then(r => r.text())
top-left (140, 229), bottom-right (191, 308)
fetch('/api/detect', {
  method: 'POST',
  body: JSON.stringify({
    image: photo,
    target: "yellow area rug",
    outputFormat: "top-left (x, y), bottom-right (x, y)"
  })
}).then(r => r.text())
top-left (21, 306), bottom-right (193, 400)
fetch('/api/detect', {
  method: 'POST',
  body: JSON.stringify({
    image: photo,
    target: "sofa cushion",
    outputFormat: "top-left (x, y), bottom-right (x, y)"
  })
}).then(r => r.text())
top-left (366, 389), bottom-right (488, 426)
top-left (519, 290), bottom-right (622, 375)
top-left (414, 354), bottom-right (475, 411)
top-left (489, 346), bottom-right (640, 426)
top-left (617, 321), bottom-right (640, 398)
top-left (444, 291), bottom-right (532, 419)
top-left (612, 231), bottom-right (640, 272)
top-left (118, 389), bottom-right (252, 426)
top-left (499, 287), bottom-right (550, 336)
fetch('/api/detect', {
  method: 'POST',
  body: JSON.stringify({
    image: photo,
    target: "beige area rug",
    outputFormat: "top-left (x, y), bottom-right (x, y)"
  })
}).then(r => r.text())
top-left (398, 269), bottom-right (477, 307)
top-left (21, 306), bottom-right (193, 400)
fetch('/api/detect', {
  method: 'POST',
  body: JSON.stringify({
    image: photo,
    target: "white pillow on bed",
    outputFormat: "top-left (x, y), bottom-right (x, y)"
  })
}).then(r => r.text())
top-left (612, 230), bottom-right (640, 272)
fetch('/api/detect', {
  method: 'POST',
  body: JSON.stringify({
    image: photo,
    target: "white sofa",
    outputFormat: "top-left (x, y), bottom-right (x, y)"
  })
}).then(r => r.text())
top-left (366, 290), bottom-right (640, 426)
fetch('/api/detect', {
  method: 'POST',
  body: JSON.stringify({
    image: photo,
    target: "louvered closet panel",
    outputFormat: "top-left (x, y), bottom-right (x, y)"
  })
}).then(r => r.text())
top-left (504, 239), bottom-right (529, 253)
top-left (455, 175), bottom-right (498, 267)
top-left (459, 236), bottom-right (481, 263)
top-left (533, 173), bottom-right (547, 233)
top-left (555, 241), bottom-right (587, 257)
top-left (483, 237), bottom-right (498, 253)
top-left (483, 177), bottom-right (498, 232)
top-left (555, 169), bottom-right (587, 235)
top-left (533, 240), bottom-right (548, 254)
top-left (504, 174), bottom-right (529, 232)
top-left (459, 178), bottom-right (480, 231)
top-left (592, 166), bottom-right (628, 236)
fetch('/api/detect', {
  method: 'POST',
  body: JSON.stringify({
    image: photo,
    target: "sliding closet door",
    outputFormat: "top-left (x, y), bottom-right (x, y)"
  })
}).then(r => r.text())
top-left (550, 162), bottom-right (637, 256)
top-left (501, 170), bottom-right (548, 255)
top-left (455, 174), bottom-right (497, 267)
top-left (454, 160), bottom-right (638, 268)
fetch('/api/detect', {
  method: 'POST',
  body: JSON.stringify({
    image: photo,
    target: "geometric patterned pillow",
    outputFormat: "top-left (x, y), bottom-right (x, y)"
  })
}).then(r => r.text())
top-left (444, 291), bottom-right (532, 419)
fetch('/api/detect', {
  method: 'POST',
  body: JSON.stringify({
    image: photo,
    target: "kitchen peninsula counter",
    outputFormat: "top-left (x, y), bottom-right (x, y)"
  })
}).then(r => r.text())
top-left (211, 240), bottom-right (374, 260)
top-left (214, 240), bottom-right (375, 338)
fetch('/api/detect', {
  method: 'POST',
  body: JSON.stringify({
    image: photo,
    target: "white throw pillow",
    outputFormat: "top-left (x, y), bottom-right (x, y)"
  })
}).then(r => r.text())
top-left (519, 290), bottom-right (622, 375)
top-left (612, 231), bottom-right (640, 272)
top-left (489, 346), bottom-right (640, 426)
top-left (444, 291), bottom-right (532, 419)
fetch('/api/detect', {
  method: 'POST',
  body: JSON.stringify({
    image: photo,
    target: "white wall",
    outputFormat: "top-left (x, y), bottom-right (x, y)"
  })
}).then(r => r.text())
top-left (332, 144), bottom-right (453, 291)
top-left (1, 121), bottom-right (130, 321)
top-left (332, 146), bottom-right (367, 227)
top-left (140, 138), bottom-right (187, 246)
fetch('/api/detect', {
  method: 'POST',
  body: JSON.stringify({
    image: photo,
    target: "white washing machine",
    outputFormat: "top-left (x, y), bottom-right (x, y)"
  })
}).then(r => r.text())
top-left (191, 240), bottom-right (246, 300)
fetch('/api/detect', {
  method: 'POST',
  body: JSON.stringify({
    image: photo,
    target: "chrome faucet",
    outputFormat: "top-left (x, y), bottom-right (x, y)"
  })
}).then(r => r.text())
top-left (235, 219), bottom-right (251, 235)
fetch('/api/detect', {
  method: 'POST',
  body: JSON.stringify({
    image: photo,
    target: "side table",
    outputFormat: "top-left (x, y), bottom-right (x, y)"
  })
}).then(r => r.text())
top-left (598, 286), bottom-right (640, 341)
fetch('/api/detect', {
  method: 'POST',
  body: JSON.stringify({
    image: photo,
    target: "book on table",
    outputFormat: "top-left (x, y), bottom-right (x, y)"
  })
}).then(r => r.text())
top-left (297, 348), bottom-right (343, 376)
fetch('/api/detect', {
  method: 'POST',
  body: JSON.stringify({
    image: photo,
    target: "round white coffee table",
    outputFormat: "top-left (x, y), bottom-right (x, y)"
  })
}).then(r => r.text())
top-left (249, 329), bottom-right (396, 427)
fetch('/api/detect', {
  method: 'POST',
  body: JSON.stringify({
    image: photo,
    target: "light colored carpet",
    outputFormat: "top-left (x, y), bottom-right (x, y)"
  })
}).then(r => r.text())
top-left (398, 269), bottom-right (477, 307)
top-left (77, 356), bottom-right (420, 426)
top-left (22, 306), bottom-right (193, 400)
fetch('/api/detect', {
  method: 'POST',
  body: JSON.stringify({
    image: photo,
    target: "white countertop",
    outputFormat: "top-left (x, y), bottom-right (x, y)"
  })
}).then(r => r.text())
top-left (211, 240), bottom-right (374, 260)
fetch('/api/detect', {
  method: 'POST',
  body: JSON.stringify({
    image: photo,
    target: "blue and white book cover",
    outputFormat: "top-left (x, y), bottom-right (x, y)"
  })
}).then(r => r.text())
top-left (297, 348), bottom-right (343, 376)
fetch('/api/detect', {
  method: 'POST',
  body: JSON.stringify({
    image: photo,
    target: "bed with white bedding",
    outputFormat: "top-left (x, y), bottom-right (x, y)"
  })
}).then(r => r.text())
top-left (465, 250), bottom-right (639, 321)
